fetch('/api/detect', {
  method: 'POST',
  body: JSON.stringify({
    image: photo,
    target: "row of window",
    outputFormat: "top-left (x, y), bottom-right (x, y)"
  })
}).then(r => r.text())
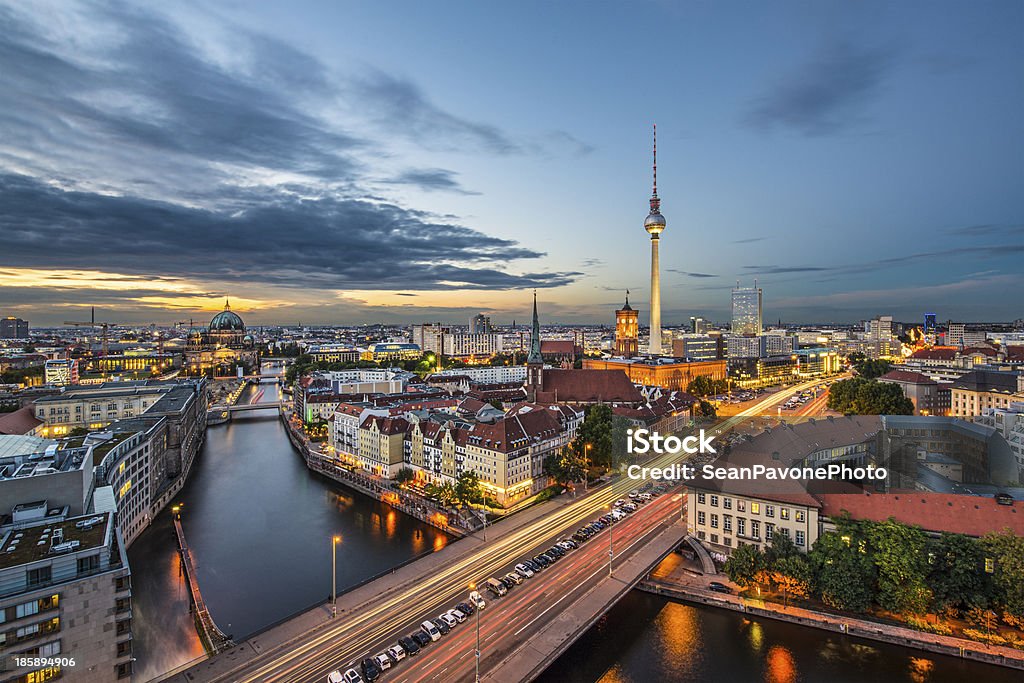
top-left (696, 492), bottom-right (805, 522)
top-left (697, 511), bottom-right (806, 547)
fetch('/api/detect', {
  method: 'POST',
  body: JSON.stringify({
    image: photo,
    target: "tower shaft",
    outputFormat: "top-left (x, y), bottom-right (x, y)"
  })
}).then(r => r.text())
top-left (649, 237), bottom-right (661, 355)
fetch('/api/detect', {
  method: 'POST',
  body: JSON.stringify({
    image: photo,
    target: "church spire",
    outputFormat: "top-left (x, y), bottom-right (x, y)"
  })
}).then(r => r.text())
top-left (527, 291), bottom-right (543, 365)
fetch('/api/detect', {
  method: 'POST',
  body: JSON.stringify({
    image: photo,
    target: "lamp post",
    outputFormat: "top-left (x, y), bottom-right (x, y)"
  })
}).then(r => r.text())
top-left (604, 504), bottom-right (613, 578)
top-left (584, 443), bottom-right (592, 491)
top-left (331, 535), bottom-right (341, 618)
top-left (469, 582), bottom-right (482, 682)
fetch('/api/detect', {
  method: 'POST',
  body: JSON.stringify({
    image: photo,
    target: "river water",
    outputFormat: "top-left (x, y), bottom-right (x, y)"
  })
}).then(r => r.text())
top-left (539, 591), bottom-right (1021, 683)
top-left (128, 373), bottom-right (449, 681)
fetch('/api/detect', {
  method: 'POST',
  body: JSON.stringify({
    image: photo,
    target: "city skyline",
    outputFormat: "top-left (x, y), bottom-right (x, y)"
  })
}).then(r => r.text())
top-left (2, 1), bottom-right (1023, 327)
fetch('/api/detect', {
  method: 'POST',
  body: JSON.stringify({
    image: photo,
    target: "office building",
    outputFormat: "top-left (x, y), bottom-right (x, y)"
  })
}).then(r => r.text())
top-left (690, 316), bottom-right (709, 334)
top-left (950, 369), bottom-right (1024, 418)
top-left (672, 335), bottom-right (722, 362)
top-left (469, 314), bottom-right (493, 335)
top-left (731, 284), bottom-right (762, 336)
top-left (947, 322), bottom-right (966, 347)
top-left (0, 317), bottom-right (29, 340)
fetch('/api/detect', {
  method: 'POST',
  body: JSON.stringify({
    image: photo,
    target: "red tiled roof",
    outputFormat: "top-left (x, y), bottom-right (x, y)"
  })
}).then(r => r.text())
top-left (963, 346), bottom-right (999, 357)
top-left (910, 347), bottom-right (957, 361)
top-left (540, 340), bottom-right (576, 355)
top-left (536, 369), bottom-right (643, 405)
top-left (819, 492), bottom-right (1024, 537)
top-left (878, 370), bottom-right (937, 385)
top-left (0, 407), bottom-right (43, 435)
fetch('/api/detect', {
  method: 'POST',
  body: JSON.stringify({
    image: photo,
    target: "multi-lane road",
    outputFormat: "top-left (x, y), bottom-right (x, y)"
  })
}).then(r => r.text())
top-left (178, 382), bottom-right (817, 683)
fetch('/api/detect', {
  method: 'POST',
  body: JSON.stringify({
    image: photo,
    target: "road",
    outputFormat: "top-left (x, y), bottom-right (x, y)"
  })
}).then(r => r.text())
top-left (179, 381), bottom-right (816, 683)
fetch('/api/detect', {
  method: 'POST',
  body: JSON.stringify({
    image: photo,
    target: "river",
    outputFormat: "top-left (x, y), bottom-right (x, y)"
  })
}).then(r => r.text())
top-left (128, 372), bottom-right (449, 681)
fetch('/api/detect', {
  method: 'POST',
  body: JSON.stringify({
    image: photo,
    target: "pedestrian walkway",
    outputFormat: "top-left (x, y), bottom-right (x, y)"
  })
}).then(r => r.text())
top-left (685, 534), bottom-right (717, 574)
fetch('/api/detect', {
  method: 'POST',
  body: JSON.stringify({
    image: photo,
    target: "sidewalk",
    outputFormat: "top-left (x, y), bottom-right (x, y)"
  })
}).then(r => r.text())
top-left (639, 569), bottom-right (1024, 671)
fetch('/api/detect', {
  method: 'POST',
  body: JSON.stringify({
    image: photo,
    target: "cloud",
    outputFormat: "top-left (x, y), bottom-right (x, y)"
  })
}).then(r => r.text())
top-left (944, 223), bottom-right (1024, 237)
top-left (0, 173), bottom-right (578, 292)
top-left (732, 237), bottom-right (769, 244)
top-left (384, 168), bottom-right (479, 194)
top-left (743, 41), bottom-right (897, 135)
top-left (742, 265), bottom-right (829, 274)
top-left (668, 269), bottom-right (718, 278)
top-left (580, 258), bottom-right (605, 268)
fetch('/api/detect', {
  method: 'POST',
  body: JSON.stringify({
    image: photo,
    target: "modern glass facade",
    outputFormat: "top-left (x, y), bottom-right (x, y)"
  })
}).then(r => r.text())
top-left (731, 286), bottom-right (762, 336)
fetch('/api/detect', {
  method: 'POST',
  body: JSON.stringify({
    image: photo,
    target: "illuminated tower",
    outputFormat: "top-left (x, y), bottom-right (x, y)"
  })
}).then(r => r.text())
top-left (526, 291), bottom-right (544, 399)
top-left (615, 290), bottom-right (639, 358)
top-left (644, 124), bottom-right (666, 355)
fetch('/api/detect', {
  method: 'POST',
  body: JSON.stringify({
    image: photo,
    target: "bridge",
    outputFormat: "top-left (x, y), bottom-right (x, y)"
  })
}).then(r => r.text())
top-left (173, 518), bottom-right (235, 655)
top-left (157, 466), bottom-right (687, 683)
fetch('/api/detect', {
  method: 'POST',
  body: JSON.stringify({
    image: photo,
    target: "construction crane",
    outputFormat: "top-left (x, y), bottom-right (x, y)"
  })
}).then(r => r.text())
top-left (63, 307), bottom-right (117, 368)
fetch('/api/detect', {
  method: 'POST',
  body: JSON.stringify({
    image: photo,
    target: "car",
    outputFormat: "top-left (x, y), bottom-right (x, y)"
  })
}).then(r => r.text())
top-left (533, 554), bottom-right (550, 567)
top-left (505, 571), bottom-right (523, 585)
top-left (628, 489), bottom-right (639, 499)
top-left (708, 581), bottom-right (733, 594)
top-left (593, 520), bottom-right (608, 529)
top-left (343, 669), bottom-right (363, 683)
top-left (421, 620), bottom-right (441, 641)
top-left (547, 546), bottom-right (564, 558)
top-left (639, 493), bottom-right (652, 502)
top-left (385, 645), bottom-right (406, 664)
top-left (559, 539), bottom-right (578, 550)
top-left (515, 563), bottom-right (535, 578)
top-left (600, 514), bottom-right (614, 524)
top-left (398, 636), bottom-right (420, 656)
top-left (623, 503), bottom-right (637, 512)
top-left (448, 608), bottom-right (467, 623)
top-left (539, 551), bottom-right (557, 564)
top-left (572, 531), bottom-right (588, 543)
top-left (432, 617), bottom-right (451, 635)
top-left (372, 653), bottom-right (392, 672)
top-left (486, 577), bottom-right (509, 597)
top-left (327, 672), bottom-right (344, 683)
top-left (411, 630), bottom-right (432, 647)
top-left (523, 559), bottom-right (542, 573)
top-left (469, 590), bottom-right (487, 610)
top-left (611, 509), bottom-right (626, 521)
top-left (457, 601), bottom-right (475, 616)
top-left (439, 612), bottom-right (459, 629)
top-left (640, 481), bottom-right (653, 492)
top-left (614, 498), bottom-right (627, 507)
top-left (361, 658), bottom-right (381, 682)
top-left (498, 575), bottom-right (516, 590)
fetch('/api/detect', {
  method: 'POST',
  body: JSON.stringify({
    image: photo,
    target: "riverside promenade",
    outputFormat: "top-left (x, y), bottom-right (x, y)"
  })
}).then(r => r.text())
top-left (638, 554), bottom-right (1024, 671)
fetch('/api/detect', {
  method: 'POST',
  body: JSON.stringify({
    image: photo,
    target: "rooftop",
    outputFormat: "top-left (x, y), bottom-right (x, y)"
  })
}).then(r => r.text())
top-left (819, 492), bottom-right (1023, 537)
top-left (0, 511), bottom-right (111, 570)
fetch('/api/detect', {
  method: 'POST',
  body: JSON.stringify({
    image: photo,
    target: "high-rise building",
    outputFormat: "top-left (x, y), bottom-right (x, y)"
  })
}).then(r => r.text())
top-left (410, 323), bottom-right (449, 354)
top-left (469, 314), bottom-right (493, 335)
top-left (947, 322), bottom-right (966, 347)
top-left (644, 125), bottom-right (666, 355)
top-left (731, 284), bottom-right (763, 336)
top-left (615, 292), bottom-right (639, 358)
top-left (0, 317), bottom-right (29, 339)
top-left (924, 313), bottom-right (937, 336)
top-left (690, 316), bottom-right (709, 334)
top-left (44, 359), bottom-right (79, 386)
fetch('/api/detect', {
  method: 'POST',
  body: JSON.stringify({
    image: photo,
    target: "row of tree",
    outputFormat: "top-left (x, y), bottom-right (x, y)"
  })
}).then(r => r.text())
top-left (847, 352), bottom-right (894, 379)
top-left (686, 375), bottom-right (731, 397)
top-left (827, 377), bottom-right (914, 415)
top-left (724, 516), bottom-right (1024, 625)
top-left (396, 468), bottom-right (484, 508)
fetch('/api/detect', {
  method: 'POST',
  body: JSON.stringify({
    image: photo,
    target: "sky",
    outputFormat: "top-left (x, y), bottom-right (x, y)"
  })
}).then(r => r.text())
top-left (1, 0), bottom-right (1022, 328)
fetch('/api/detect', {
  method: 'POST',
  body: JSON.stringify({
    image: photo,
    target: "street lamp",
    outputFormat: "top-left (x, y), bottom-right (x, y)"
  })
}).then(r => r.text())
top-left (469, 582), bottom-right (482, 682)
top-left (172, 503), bottom-right (183, 520)
top-left (604, 504), bottom-right (613, 578)
top-left (584, 443), bottom-right (592, 491)
top-left (331, 535), bottom-right (341, 618)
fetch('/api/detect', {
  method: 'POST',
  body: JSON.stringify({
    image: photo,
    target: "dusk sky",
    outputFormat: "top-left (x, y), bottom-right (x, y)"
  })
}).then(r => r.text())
top-left (1, 1), bottom-right (1022, 327)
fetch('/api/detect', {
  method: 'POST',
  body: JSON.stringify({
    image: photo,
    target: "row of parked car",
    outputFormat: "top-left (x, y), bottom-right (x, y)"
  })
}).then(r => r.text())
top-left (327, 484), bottom-right (671, 682)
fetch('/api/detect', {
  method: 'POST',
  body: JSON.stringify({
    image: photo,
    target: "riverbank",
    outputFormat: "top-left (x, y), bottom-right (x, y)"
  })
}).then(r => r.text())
top-left (638, 567), bottom-right (1024, 671)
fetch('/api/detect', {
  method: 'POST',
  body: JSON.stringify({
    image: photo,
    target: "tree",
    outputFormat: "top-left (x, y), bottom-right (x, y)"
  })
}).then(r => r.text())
top-left (723, 543), bottom-right (765, 588)
top-left (929, 532), bottom-right (989, 613)
top-left (809, 531), bottom-right (877, 612)
top-left (544, 446), bottom-right (587, 488)
top-left (610, 415), bottom-right (633, 468)
top-left (394, 467), bottom-right (416, 485)
top-left (68, 426), bottom-right (90, 437)
top-left (454, 470), bottom-right (482, 507)
top-left (696, 400), bottom-right (717, 419)
top-left (828, 378), bottom-right (913, 415)
top-left (867, 519), bottom-right (932, 615)
top-left (853, 359), bottom-right (893, 379)
top-left (773, 554), bottom-right (813, 608)
top-left (765, 532), bottom-right (799, 566)
top-left (981, 529), bottom-right (1024, 619)
top-left (687, 375), bottom-right (716, 397)
top-left (574, 404), bottom-right (614, 469)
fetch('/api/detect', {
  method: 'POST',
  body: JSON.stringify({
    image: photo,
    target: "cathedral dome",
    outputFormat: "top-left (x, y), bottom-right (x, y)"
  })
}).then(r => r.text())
top-left (209, 300), bottom-right (244, 332)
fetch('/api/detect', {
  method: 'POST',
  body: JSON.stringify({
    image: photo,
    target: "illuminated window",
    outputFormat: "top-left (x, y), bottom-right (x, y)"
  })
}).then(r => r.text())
top-left (985, 558), bottom-right (995, 573)
top-left (119, 480), bottom-right (132, 499)
top-left (751, 502), bottom-right (760, 515)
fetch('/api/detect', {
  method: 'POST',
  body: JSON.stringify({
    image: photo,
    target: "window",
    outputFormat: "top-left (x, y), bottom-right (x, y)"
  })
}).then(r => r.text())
top-left (697, 530), bottom-right (706, 540)
top-left (710, 495), bottom-right (719, 507)
top-left (750, 502), bottom-right (760, 515)
top-left (796, 530), bottom-right (805, 546)
top-left (38, 640), bottom-right (60, 657)
top-left (751, 520), bottom-right (760, 539)
top-left (77, 554), bottom-right (100, 575)
top-left (26, 567), bottom-right (51, 588)
top-left (985, 557), bottom-right (995, 573)
top-left (737, 518), bottom-right (746, 536)
top-left (16, 623), bottom-right (40, 639)
top-left (723, 498), bottom-right (732, 510)
top-left (724, 537), bottom-right (732, 547)
top-left (710, 514), bottom-right (719, 529)
top-left (16, 600), bottom-right (40, 619)
top-left (766, 523), bottom-right (774, 541)
top-left (765, 505), bottom-right (775, 518)
top-left (697, 511), bottom-right (706, 525)
top-left (737, 500), bottom-right (746, 512)
top-left (723, 516), bottom-right (732, 532)
top-left (795, 510), bottom-right (805, 523)
top-left (710, 534), bottom-right (719, 544)
top-left (780, 508), bottom-right (790, 520)
top-left (697, 492), bottom-right (706, 504)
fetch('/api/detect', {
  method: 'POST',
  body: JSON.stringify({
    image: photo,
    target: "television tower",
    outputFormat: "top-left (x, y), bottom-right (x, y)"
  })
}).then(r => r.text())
top-left (644, 124), bottom-right (666, 355)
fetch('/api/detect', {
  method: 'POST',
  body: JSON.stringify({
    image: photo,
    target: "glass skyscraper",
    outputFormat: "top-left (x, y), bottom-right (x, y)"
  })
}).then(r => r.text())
top-left (731, 285), bottom-right (762, 336)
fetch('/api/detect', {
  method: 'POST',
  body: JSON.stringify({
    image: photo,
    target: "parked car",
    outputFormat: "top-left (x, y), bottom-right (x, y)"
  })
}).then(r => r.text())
top-left (448, 608), bottom-right (467, 623)
top-left (343, 669), bottom-right (363, 683)
top-left (533, 554), bottom-right (551, 568)
top-left (432, 617), bottom-right (450, 635)
top-left (398, 636), bottom-right (420, 656)
top-left (628, 489), bottom-right (639, 499)
top-left (360, 657), bottom-right (381, 682)
top-left (456, 601), bottom-right (476, 616)
top-left (439, 612), bottom-right (459, 629)
top-left (327, 671), bottom-right (344, 683)
top-left (385, 645), bottom-right (407, 664)
top-left (420, 620), bottom-right (441, 641)
top-left (614, 499), bottom-right (628, 507)
top-left (515, 563), bottom-right (535, 578)
top-left (573, 531), bottom-right (588, 543)
top-left (469, 590), bottom-right (487, 610)
top-left (523, 559), bottom-right (542, 573)
top-left (373, 653), bottom-right (392, 672)
top-left (411, 630), bottom-right (432, 647)
top-left (486, 578), bottom-right (508, 597)
top-left (708, 581), bottom-right (733, 594)
top-left (505, 571), bottom-right (523, 585)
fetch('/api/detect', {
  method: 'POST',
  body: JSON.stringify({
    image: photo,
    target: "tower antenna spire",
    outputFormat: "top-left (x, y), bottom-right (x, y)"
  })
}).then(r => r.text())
top-left (652, 123), bottom-right (657, 197)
